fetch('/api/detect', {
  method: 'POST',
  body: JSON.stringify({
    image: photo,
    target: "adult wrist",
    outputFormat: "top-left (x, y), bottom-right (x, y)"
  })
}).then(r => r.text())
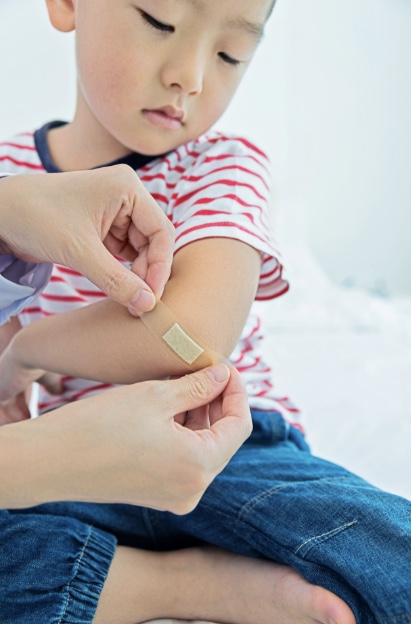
top-left (0, 175), bottom-right (53, 325)
top-left (0, 168), bottom-right (12, 252)
top-left (0, 418), bottom-right (62, 509)
top-left (0, 409), bottom-right (108, 509)
top-left (0, 174), bottom-right (19, 254)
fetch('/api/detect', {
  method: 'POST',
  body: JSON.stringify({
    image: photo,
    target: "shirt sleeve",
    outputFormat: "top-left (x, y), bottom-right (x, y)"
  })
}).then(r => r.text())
top-left (0, 173), bottom-right (53, 325)
top-left (170, 135), bottom-right (289, 300)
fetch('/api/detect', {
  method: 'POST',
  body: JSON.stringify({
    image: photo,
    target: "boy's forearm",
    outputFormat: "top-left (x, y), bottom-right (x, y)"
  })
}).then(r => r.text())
top-left (9, 239), bottom-right (260, 384)
top-left (11, 296), bottom-right (191, 384)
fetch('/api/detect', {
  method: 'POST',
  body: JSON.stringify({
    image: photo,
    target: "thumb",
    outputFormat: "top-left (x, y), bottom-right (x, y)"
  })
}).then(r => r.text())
top-left (74, 243), bottom-right (157, 312)
top-left (167, 365), bottom-right (231, 414)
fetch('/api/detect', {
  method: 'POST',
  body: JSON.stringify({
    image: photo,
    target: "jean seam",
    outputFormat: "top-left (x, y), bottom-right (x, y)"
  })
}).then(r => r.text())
top-left (199, 500), bottom-right (298, 558)
top-left (58, 525), bottom-right (93, 624)
top-left (294, 520), bottom-right (358, 557)
top-left (237, 476), bottom-right (353, 522)
top-left (377, 615), bottom-right (411, 622)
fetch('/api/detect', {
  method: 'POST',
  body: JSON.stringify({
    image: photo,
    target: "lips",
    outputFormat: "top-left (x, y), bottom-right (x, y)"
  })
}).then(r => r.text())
top-left (153, 106), bottom-right (185, 121)
top-left (142, 107), bottom-right (185, 130)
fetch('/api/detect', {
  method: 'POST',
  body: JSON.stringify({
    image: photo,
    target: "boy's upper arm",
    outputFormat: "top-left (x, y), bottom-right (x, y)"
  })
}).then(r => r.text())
top-left (163, 236), bottom-right (261, 358)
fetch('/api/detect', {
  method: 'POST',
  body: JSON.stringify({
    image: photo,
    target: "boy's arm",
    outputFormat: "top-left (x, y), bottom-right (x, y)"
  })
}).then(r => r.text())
top-left (8, 238), bottom-right (260, 383)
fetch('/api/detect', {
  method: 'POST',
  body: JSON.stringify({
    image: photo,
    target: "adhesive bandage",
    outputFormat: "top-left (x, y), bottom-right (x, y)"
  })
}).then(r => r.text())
top-left (139, 299), bottom-right (230, 371)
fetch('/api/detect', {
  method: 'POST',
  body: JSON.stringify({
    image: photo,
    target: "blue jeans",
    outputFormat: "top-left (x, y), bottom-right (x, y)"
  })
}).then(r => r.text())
top-left (1, 410), bottom-right (411, 623)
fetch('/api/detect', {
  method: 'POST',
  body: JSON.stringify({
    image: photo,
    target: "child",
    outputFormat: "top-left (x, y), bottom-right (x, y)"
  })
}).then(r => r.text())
top-left (0, 1), bottom-right (410, 623)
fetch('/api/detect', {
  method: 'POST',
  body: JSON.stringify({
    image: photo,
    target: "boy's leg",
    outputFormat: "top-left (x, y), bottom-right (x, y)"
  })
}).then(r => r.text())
top-left (154, 411), bottom-right (411, 624)
top-left (1, 506), bottom-right (349, 624)
top-left (0, 508), bottom-right (116, 623)
top-left (94, 543), bottom-right (355, 624)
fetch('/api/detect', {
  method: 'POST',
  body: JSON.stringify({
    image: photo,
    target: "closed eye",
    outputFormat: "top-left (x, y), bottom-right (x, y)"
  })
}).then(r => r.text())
top-left (218, 52), bottom-right (242, 67)
top-left (140, 10), bottom-right (174, 33)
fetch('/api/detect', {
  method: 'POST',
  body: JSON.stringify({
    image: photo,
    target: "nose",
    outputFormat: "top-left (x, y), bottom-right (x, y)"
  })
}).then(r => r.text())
top-left (160, 44), bottom-right (205, 96)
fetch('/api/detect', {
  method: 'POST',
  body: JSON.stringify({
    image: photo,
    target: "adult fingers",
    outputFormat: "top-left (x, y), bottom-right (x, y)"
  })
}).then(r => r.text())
top-left (201, 368), bottom-right (253, 462)
top-left (184, 404), bottom-right (210, 431)
top-left (74, 238), bottom-right (157, 313)
top-left (126, 181), bottom-right (175, 300)
top-left (144, 237), bottom-right (173, 301)
top-left (165, 364), bottom-right (231, 415)
top-left (0, 394), bottom-right (30, 425)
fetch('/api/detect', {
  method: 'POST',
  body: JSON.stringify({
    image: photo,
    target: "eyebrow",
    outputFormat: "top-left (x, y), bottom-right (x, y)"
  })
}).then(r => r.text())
top-left (156, 0), bottom-right (265, 43)
top-left (224, 17), bottom-right (265, 43)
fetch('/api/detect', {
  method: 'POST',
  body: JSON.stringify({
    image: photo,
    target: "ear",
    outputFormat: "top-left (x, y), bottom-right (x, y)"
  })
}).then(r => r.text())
top-left (45, 0), bottom-right (75, 33)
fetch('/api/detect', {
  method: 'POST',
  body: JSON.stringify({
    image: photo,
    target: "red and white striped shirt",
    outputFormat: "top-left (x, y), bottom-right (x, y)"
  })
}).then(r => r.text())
top-left (0, 123), bottom-right (302, 428)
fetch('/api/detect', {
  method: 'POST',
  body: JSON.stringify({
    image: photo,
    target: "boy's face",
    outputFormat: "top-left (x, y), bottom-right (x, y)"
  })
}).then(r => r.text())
top-left (69, 0), bottom-right (272, 155)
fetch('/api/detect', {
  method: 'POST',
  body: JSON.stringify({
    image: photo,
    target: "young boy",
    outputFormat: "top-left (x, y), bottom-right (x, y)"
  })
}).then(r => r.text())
top-left (0, 1), bottom-right (410, 623)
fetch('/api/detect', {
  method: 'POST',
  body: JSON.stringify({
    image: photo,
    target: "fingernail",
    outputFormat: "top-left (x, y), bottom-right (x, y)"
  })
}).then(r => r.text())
top-left (130, 290), bottom-right (156, 312)
top-left (206, 364), bottom-right (230, 383)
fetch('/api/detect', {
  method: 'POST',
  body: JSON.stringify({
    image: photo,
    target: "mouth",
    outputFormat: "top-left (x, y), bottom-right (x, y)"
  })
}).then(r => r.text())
top-left (142, 107), bottom-right (185, 130)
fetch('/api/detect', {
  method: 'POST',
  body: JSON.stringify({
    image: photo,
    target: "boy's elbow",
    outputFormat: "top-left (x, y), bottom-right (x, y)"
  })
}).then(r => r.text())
top-left (160, 292), bottom-right (243, 366)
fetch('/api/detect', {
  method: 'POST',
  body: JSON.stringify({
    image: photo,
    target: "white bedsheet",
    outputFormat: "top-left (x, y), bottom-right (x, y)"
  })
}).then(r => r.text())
top-left (260, 244), bottom-right (411, 501)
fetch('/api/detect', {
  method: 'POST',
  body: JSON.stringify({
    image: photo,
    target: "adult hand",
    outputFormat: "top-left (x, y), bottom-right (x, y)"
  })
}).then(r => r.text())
top-left (2, 364), bottom-right (253, 513)
top-left (0, 350), bottom-right (63, 425)
top-left (0, 393), bottom-right (30, 426)
top-left (0, 165), bottom-right (175, 314)
top-left (0, 345), bottom-right (45, 407)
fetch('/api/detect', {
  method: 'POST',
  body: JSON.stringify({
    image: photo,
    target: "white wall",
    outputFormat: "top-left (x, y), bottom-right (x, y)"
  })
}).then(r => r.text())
top-left (0, 0), bottom-right (75, 133)
top-left (285, 0), bottom-right (411, 296)
top-left (1, 0), bottom-right (410, 295)
top-left (217, 0), bottom-right (411, 295)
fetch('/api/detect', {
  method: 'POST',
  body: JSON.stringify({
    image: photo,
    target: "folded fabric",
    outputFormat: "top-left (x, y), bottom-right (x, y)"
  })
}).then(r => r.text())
top-left (0, 255), bottom-right (53, 325)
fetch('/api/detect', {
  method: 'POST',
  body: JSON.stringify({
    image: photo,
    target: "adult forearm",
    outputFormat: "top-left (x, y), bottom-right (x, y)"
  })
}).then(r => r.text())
top-left (0, 412), bottom-right (101, 509)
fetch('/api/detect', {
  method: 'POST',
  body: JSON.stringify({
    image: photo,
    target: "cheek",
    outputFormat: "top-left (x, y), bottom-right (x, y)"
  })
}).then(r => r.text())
top-left (77, 41), bottom-right (139, 116)
top-left (202, 74), bottom-right (241, 122)
top-left (75, 11), bottom-right (150, 116)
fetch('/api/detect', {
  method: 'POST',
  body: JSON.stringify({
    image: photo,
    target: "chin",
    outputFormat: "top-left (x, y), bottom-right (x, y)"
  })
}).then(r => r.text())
top-left (127, 123), bottom-right (195, 156)
top-left (133, 137), bottom-right (184, 156)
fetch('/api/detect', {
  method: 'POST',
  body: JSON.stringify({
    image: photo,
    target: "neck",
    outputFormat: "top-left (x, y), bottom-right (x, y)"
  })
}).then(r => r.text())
top-left (47, 92), bottom-right (133, 172)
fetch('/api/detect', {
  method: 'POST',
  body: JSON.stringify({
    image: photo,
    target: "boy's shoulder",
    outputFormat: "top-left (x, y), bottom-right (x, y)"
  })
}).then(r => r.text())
top-left (164, 130), bottom-right (271, 172)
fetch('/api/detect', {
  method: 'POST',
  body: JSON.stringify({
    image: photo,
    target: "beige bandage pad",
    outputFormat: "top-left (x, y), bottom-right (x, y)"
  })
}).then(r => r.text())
top-left (140, 299), bottom-right (230, 371)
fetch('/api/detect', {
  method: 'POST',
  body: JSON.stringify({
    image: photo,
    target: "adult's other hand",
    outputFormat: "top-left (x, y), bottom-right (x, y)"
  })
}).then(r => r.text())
top-left (0, 166), bottom-right (175, 313)
top-left (1, 364), bottom-right (252, 514)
